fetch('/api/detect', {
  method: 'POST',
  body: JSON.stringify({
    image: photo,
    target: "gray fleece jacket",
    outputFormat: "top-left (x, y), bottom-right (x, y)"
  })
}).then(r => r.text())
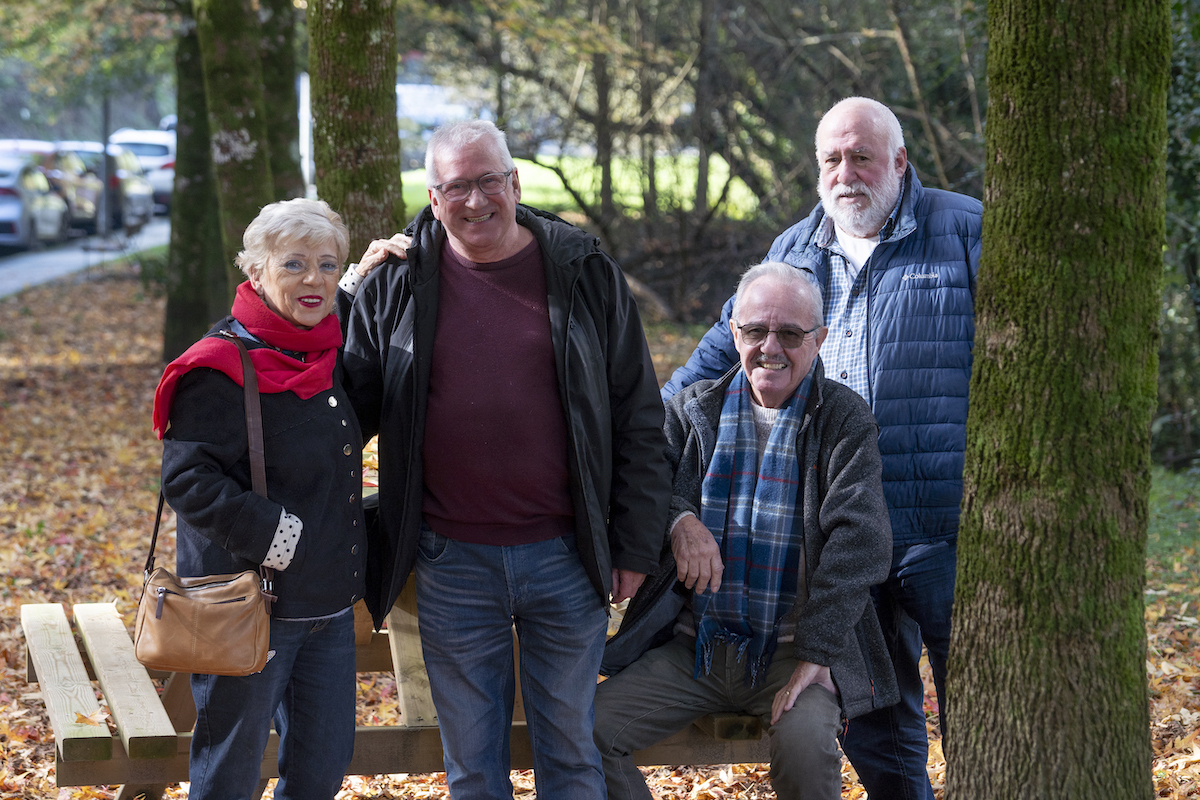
top-left (602, 361), bottom-right (899, 719)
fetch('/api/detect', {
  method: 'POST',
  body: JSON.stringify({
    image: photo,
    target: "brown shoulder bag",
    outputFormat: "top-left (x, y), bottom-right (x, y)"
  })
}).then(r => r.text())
top-left (134, 333), bottom-right (276, 676)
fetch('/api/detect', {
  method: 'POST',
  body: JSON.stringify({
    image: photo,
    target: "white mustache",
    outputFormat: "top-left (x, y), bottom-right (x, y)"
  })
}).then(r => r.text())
top-left (833, 182), bottom-right (872, 199)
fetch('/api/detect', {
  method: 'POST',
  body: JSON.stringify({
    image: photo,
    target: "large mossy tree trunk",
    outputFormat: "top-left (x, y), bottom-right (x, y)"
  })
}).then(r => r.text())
top-left (306, 0), bottom-right (404, 260)
top-left (261, 0), bottom-right (306, 201)
top-left (162, 5), bottom-right (229, 361)
top-left (944, 2), bottom-right (1169, 798)
top-left (194, 0), bottom-right (275, 299)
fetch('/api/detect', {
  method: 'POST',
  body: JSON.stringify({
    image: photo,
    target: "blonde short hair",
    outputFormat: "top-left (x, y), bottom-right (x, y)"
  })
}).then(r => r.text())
top-left (235, 198), bottom-right (350, 279)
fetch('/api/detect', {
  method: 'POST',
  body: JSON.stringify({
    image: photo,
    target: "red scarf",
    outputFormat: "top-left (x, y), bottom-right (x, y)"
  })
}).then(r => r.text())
top-left (153, 282), bottom-right (343, 439)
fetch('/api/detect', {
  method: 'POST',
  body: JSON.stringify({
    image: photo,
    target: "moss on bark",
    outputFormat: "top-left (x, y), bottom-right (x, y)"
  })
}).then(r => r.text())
top-left (946, 2), bottom-right (1169, 797)
top-left (194, 0), bottom-right (275, 298)
top-left (307, 0), bottom-right (405, 259)
top-left (163, 4), bottom-right (229, 361)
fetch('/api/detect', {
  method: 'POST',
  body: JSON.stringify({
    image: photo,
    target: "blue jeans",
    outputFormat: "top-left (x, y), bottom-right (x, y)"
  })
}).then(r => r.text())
top-left (188, 609), bottom-right (357, 800)
top-left (415, 527), bottom-right (609, 800)
top-left (841, 539), bottom-right (956, 800)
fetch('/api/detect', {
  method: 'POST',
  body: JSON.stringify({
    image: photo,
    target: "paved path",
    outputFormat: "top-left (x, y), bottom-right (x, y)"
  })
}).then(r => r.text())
top-left (0, 218), bottom-right (170, 299)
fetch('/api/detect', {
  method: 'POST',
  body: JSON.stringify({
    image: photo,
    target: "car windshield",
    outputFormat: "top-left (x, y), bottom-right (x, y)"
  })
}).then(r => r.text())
top-left (118, 143), bottom-right (170, 157)
top-left (75, 152), bottom-right (102, 171)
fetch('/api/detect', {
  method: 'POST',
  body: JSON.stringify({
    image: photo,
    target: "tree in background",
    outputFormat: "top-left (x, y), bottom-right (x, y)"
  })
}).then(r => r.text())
top-left (945, 0), bottom-right (1167, 796)
top-left (0, 0), bottom-right (175, 140)
top-left (1156, 0), bottom-right (1200, 468)
top-left (193, 0), bottom-right (275, 298)
top-left (393, 0), bottom-right (988, 320)
top-left (307, 0), bottom-right (405, 257)
top-left (162, 1), bottom-right (228, 360)
top-left (261, 0), bottom-right (307, 201)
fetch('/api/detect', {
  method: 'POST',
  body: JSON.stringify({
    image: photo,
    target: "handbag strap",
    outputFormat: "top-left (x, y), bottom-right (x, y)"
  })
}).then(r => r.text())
top-left (145, 331), bottom-right (275, 601)
top-left (228, 333), bottom-right (268, 498)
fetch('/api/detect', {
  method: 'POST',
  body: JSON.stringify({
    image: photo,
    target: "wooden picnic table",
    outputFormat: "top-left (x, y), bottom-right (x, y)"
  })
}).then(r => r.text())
top-left (22, 579), bottom-right (768, 798)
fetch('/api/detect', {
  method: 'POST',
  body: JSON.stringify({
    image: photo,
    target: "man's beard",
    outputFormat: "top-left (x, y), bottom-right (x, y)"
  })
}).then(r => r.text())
top-left (819, 168), bottom-right (903, 238)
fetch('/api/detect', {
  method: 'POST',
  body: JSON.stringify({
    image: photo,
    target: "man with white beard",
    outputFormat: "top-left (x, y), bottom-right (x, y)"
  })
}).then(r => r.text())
top-left (658, 97), bottom-right (982, 799)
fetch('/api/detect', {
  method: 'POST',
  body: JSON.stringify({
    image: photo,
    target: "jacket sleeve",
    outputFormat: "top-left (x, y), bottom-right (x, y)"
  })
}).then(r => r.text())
top-left (161, 369), bottom-right (285, 565)
top-left (340, 262), bottom-right (402, 442)
top-left (663, 392), bottom-right (703, 524)
top-left (791, 399), bottom-right (893, 666)
top-left (659, 295), bottom-right (738, 401)
top-left (604, 258), bottom-right (672, 577)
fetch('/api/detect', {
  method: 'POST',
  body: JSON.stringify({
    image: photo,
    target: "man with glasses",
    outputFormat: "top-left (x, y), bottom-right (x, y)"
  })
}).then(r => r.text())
top-left (595, 262), bottom-right (897, 800)
top-left (660, 97), bottom-right (982, 799)
top-left (338, 119), bottom-right (671, 799)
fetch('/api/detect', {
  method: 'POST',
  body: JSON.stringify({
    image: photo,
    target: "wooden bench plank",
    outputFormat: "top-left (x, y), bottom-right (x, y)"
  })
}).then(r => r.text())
top-left (692, 712), bottom-right (764, 741)
top-left (55, 722), bottom-right (769, 786)
top-left (20, 603), bottom-right (113, 762)
top-left (356, 630), bottom-right (398, 673)
top-left (72, 603), bottom-right (177, 759)
top-left (386, 582), bottom-right (439, 728)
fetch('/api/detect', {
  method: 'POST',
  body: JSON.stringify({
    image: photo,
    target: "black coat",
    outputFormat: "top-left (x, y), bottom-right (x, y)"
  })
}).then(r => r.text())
top-left (340, 204), bottom-right (672, 627)
top-left (162, 319), bottom-right (368, 618)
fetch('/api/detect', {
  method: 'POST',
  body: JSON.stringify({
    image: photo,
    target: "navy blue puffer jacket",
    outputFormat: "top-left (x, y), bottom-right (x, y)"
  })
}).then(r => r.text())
top-left (661, 168), bottom-right (982, 545)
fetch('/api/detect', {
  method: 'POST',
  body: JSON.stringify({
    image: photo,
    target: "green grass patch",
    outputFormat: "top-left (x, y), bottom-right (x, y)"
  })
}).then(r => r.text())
top-left (399, 153), bottom-right (759, 222)
top-left (1148, 465), bottom-right (1200, 571)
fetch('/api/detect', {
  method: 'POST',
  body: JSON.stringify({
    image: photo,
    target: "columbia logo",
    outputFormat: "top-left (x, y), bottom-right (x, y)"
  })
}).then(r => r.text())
top-left (902, 272), bottom-right (938, 281)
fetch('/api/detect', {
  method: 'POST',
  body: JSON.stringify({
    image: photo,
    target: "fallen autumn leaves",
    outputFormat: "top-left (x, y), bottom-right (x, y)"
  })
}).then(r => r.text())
top-left (0, 261), bottom-right (1196, 797)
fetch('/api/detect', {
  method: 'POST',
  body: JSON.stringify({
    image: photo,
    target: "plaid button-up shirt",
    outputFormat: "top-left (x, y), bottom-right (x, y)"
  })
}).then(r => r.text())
top-left (813, 192), bottom-right (906, 404)
top-left (815, 220), bottom-right (871, 402)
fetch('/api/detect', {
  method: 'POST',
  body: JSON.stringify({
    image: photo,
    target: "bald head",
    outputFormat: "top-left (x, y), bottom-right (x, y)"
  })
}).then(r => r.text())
top-left (815, 97), bottom-right (908, 238)
top-left (815, 97), bottom-right (904, 160)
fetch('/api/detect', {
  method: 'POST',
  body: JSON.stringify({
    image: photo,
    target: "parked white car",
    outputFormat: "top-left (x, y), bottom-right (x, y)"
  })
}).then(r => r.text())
top-left (55, 141), bottom-right (154, 234)
top-left (0, 154), bottom-right (70, 249)
top-left (109, 128), bottom-right (176, 213)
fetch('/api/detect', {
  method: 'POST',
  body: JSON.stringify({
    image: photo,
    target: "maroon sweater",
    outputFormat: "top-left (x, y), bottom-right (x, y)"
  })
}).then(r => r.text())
top-left (421, 239), bottom-right (575, 545)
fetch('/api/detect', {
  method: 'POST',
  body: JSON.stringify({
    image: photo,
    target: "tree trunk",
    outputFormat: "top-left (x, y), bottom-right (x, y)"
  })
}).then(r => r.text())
top-left (260, 0), bottom-right (306, 201)
top-left (306, 0), bottom-right (404, 260)
top-left (194, 0), bottom-right (275, 300)
top-left (945, 2), bottom-right (1168, 798)
top-left (591, 0), bottom-right (615, 232)
top-left (692, 0), bottom-right (716, 219)
top-left (162, 4), bottom-right (229, 361)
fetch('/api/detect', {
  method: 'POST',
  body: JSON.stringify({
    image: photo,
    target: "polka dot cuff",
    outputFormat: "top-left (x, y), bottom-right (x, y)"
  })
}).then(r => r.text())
top-left (338, 265), bottom-right (364, 296)
top-left (262, 508), bottom-right (302, 570)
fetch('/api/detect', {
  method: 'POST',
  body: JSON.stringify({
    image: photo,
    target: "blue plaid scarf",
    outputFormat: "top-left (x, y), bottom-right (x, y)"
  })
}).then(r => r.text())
top-left (693, 366), bottom-right (812, 686)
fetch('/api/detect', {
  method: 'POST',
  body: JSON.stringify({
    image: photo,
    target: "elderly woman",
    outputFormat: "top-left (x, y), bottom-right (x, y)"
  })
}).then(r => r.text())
top-left (151, 198), bottom-right (367, 799)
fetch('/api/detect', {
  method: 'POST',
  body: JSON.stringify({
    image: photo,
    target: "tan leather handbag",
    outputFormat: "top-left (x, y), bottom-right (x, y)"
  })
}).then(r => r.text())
top-left (134, 333), bottom-right (275, 676)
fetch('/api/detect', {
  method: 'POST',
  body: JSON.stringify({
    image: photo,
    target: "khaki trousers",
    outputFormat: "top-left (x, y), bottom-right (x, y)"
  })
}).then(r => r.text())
top-left (594, 633), bottom-right (843, 800)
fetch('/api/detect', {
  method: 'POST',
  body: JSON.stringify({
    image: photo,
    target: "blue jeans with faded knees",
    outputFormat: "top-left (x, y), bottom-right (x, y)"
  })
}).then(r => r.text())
top-left (188, 609), bottom-right (357, 800)
top-left (415, 526), bottom-right (610, 800)
top-left (841, 539), bottom-right (956, 800)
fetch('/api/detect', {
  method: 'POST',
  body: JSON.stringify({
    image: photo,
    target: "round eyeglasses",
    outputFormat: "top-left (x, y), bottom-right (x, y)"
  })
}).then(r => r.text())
top-left (734, 322), bottom-right (818, 348)
top-left (432, 170), bottom-right (514, 202)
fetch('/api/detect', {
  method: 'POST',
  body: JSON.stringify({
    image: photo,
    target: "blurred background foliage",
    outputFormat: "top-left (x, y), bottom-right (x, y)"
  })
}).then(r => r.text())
top-left (3, 0), bottom-right (1200, 469)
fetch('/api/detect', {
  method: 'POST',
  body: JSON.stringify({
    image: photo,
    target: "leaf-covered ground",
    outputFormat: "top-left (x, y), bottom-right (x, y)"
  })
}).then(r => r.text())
top-left (0, 261), bottom-right (1196, 797)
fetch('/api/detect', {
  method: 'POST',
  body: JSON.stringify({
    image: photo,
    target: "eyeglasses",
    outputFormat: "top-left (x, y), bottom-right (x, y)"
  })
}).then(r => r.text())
top-left (431, 170), bottom-right (514, 201)
top-left (735, 322), bottom-right (818, 348)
